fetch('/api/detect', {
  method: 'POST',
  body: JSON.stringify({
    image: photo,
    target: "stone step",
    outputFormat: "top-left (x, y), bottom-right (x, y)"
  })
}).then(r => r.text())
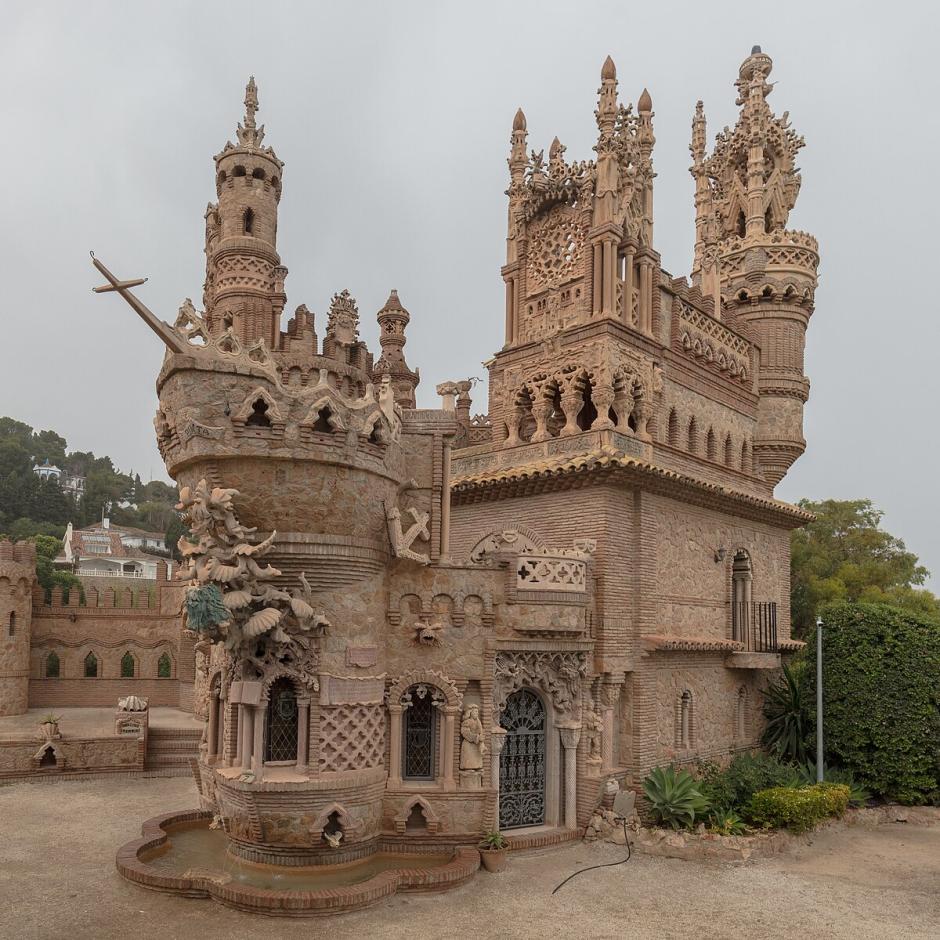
top-left (145, 752), bottom-right (194, 767)
top-left (147, 738), bottom-right (201, 752)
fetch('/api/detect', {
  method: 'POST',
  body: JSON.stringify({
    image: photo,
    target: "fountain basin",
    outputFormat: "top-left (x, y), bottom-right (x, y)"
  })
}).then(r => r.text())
top-left (117, 810), bottom-right (480, 916)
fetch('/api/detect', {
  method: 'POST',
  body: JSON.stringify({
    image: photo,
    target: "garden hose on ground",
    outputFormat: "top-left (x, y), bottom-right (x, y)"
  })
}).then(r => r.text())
top-left (551, 817), bottom-right (632, 894)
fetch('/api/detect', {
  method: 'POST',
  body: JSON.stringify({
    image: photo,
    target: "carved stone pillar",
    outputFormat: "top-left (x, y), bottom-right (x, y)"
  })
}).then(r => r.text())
top-left (296, 700), bottom-right (310, 774)
top-left (639, 260), bottom-right (651, 334)
top-left (490, 727), bottom-right (507, 823)
top-left (633, 397), bottom-right (653, 442)
top-left (601, 702), bottom-right (615, 770)
top-left (237, 703), bottom-right (250, 769)
top-left (251, 704), bottom-right (265, 779)
top-left (590, 384), bottom-right (616, 431)
top-left (624, 248), bottom-right (636, 326)
top-left (442, 707), bottom-right (457, 790)
top-left (613, 387), bottom-right (635, 435)
top-left (530, 398), bottom-right (553, 443)
top-left (505, 407), bottom-right (523, 447)
top-left (440, 442), bottom-right (452, 561)
top-left (558, 725), bottom-right (581, 830)
top-left (560, 390), bottom-right (584, 436)
top-left (388, 705), bottom-right (403, 787)
top-left (207, 691), bottom-right (219, 761)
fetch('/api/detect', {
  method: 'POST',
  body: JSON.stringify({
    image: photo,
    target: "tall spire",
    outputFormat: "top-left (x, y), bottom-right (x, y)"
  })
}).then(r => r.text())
top-left (596, 55), bottom-right (619, 137)
top-left (236, 75), bottom-right (266, 149)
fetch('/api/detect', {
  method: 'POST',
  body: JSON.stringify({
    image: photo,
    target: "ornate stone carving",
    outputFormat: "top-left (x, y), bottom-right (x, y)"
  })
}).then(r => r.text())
top-left (326, 289), bottom-right (360, 345)
top-left (584, 701), bottom-right (603, 765)
top-left (412, 620), bottom-right (443, 647)
top-left (493, 650), bottom-right (587, 719)
top-left (385, 479), bottom-right (430, 565)
top-left (459, 704), bottom-right (486, 771)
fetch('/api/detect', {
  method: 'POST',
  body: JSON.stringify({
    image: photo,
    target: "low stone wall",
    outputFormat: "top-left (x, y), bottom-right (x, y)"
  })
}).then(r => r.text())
top-left (0, 733), bottom-right (144, 779)
top-left (29, 679), bottom-right (181, 708)
top-left (586, 804), bottom-right (940, 862)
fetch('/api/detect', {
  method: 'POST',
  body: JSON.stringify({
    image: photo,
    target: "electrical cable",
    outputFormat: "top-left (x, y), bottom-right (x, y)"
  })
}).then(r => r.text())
top-left (551, 818), bottom-right (632, 894)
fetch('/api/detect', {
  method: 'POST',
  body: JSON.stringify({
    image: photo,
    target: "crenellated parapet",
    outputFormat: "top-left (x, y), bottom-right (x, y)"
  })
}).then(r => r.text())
top-left (0, 540), bottom-right (37, 716)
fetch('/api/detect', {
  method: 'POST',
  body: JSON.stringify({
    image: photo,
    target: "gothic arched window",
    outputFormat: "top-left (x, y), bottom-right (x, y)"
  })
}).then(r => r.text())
top-left (45, 651), bottom-right (60, 678)
top-left (402, 686), bottom-right (438, 781)
top-left (677, 690), bottom-right (693, 749)
top-left (157, 652), bottom-right (172, 678)
top-left (84, 652), bottom-right (98, 678)
top-left (265, 678), bottom-right (298, 762)
top-left (243, 207), bottom-right (254, 235)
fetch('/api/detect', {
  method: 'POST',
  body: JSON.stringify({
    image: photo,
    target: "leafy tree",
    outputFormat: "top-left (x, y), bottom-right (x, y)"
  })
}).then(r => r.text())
top-left (165, 514), bottom-right (189, 561)
top-left (791, 499), bottom-right (939, 635)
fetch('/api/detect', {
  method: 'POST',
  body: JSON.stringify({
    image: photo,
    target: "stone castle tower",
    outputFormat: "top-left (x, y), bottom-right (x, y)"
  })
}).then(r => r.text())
top-left (690, 46), bottom-right (817, 484)
top-left (0, 540), bottom-right (37, 717)
top-left (203, 77), bottom-right (287, 348)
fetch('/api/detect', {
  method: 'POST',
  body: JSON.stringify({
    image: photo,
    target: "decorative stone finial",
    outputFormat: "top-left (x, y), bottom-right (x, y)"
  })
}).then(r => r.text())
top-left (638, 87), bottom-right (652, 114)
top-left (512, 108), bottom-right (526, 132)
top-left (244, 76), bottom-right (258, 129)
top-left (601, 55), bottom-right (616, 81)
top-left (235, 75), bottom-right (266, 149)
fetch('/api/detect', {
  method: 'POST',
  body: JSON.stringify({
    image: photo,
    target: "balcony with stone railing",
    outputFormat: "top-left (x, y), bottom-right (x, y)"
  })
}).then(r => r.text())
top-left (516, 552), bottom-right (588, 593)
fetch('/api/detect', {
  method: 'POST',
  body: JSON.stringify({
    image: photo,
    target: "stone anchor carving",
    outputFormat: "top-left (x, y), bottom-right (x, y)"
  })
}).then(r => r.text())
top-left (385, 478), bottom-right (430, 565)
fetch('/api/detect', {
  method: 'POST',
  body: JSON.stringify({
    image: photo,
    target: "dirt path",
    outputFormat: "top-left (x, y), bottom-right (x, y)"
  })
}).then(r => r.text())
top-left (0, 776), bottom-right (937, 940)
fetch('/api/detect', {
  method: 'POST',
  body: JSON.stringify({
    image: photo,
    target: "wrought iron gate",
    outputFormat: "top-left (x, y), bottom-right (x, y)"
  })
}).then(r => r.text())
top-left (265, 678), bottom-right (298, 762)
top-left (499, 689), bottom-right (546, 829)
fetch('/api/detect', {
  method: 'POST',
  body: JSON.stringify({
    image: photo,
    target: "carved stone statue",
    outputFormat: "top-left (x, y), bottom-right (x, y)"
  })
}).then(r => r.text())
top-left (459, 705), bottom-right (486, 771)
top-left (585, 700), bottom-right (603, 765)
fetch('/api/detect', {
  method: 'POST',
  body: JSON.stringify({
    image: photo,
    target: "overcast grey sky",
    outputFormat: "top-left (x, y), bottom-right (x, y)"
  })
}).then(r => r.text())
top-left (2, 1), bottom-right (938, 585)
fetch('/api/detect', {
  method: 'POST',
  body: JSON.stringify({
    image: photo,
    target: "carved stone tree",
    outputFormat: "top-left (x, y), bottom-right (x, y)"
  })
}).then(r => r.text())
top-left (176, 479), bottom-right (329, 690)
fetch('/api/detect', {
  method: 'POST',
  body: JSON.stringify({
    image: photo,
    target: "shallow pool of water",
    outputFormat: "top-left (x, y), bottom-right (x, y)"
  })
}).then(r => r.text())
top-left (141, 822), bottom-right (452, 891)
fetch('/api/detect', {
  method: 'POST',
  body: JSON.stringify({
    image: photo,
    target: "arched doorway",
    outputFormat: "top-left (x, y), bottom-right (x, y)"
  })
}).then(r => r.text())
top-left (499, 689), bottom-right (546, 829)
top-left (265, 678), bottom-right (298, 762)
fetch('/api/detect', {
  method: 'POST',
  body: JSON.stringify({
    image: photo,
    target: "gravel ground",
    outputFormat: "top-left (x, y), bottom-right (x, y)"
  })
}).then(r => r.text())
top-left (1, 775), bottom-right (937, 940)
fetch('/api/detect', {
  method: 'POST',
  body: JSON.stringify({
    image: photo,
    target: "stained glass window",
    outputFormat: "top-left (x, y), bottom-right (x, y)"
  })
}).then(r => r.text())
top-left (403, 689), bottom-right (437, 780)
top-left (265, 678), bottom-right (298, 762)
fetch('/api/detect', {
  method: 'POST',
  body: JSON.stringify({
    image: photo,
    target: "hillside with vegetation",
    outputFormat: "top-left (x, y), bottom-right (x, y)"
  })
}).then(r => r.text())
top-left (0, 415), bottom-right (179, 543)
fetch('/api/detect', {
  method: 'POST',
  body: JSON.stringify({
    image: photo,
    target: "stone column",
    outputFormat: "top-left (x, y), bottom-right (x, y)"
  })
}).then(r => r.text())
top-left (633, 397), bottom-right (653, 442)
top-left (490, 727), bottom-right (507, 826)
top-left (560, 389), bottom-right (584, 436)
top-left (613, 387), bottom-right (635, 435)
top-left (251, 704), bottom-right (265, 779)
top-left (296, 700), bottom-right (310, 774)
top-left (442, 707), bottom-right (457, 790)
top-left (530, 398), bottom-right (553, 443)
top-left (624, 248), bottom-right (635, 326)
top-left (590, 384), bottom-right (616, 431)
top-left (639, 260), bottom-right (651, 334)
top-left (440, 442), bottom-right (452, 561)
top-left (592, 243), bottom-right (603, 314)
top-left (601, 700), bottom-right (615, 770)
top-left (388, 705), bottom-right (403, 787)
top-left (207, 691), bottom-right (219, 761)
top-left (505, 407), bottom-right (523, 447)
top-left (558, 725), bottom-right (581, 830)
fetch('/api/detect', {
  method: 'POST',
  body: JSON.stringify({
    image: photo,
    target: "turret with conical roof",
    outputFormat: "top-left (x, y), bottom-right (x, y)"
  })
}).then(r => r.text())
top-left (372, 290), bottom-right (419, 408)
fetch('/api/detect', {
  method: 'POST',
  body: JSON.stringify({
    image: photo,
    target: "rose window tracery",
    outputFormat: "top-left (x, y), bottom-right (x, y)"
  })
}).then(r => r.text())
top-left (526, 207), bottom-right (584, 292)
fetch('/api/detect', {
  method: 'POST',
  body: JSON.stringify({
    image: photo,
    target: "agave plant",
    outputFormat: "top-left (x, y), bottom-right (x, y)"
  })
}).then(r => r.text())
top-left (761, 662), bottom-right (809, 763)
top-left (642, 766), bottom-right (711, 830)
top-left (707, 807), bottom-right (747, 836)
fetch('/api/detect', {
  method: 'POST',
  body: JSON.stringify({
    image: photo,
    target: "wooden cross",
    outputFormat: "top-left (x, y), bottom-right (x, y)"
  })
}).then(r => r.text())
top-left (90, 252), bottom-right (187, 353)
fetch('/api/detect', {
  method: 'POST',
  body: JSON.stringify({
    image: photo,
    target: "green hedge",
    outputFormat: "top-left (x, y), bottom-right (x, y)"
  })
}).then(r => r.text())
top-left (806, 603), bottom-right (940, 804)
top-left (749, 784), bottom-right (850, 833)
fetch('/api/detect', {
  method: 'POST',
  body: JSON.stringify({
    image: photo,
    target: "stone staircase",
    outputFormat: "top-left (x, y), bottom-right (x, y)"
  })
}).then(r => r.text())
top-left (146, 726), bottom-right (202, 773)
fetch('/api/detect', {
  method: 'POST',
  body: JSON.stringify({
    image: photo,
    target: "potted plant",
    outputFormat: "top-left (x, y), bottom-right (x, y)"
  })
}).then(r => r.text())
top-left (478, 830), bottom-right (509, 873)
top-left (38, 713), bottom-right (61, 741)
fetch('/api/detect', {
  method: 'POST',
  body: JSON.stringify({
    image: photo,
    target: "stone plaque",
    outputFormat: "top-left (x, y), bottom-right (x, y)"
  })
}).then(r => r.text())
top-left (346, 646), bottom-right (378, 668)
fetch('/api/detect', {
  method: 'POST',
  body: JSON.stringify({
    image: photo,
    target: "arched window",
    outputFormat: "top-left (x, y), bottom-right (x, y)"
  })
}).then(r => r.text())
top-left (8, 611), bottom-right (14, 636)
top-left (736, 686), bottom-right (748, 741)
top-left (120, 651), bottom-right (136, 678)
top-left (265, 677), bottom-right (298, 761)
top-left (84, 652), bottom-right (98, 678)
top-left (667, 409), bottom-right (679, 447)
top-left (402, 686), bottom-right (439, 781)
top-left (251, 167), bottom-right (265, 180)
top-left (45, 651), bottom-right (60, 678)
top-left (312, 406), bottom-right (334, 433)
top-left (245, 398), bottom-right (271, 428)
top-left (677, 690), bottom-right (693, 749)
top-left (233, 165), bottom-right (246, 177)
top-left (243, 207), bottom-right (254, 235)
top-left (157, 652), bottom-right (172, 678)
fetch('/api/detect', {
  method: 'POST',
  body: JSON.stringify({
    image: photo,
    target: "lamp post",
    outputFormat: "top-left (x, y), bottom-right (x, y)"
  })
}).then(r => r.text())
top-left (816, 615), bottom-right (823, 783)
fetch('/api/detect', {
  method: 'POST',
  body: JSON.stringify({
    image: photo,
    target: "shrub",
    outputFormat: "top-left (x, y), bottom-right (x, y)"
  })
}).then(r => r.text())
top-left (697, 753), bottom-right (799, 810)
top-left (806, 603), bottom-right (940, 804)
top-left (761, 660), bottom-right (810, 763)
top-left (748, 784), bottom-right (850, 833)
top-left (642, 766), bottom-right (711, 830)
top-left (794, 762), bottom-right (871, 806)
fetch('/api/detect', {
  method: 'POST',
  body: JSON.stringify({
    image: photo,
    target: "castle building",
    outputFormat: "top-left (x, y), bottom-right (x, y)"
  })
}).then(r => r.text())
top-left (78, 46), bottom-right (813, 889)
